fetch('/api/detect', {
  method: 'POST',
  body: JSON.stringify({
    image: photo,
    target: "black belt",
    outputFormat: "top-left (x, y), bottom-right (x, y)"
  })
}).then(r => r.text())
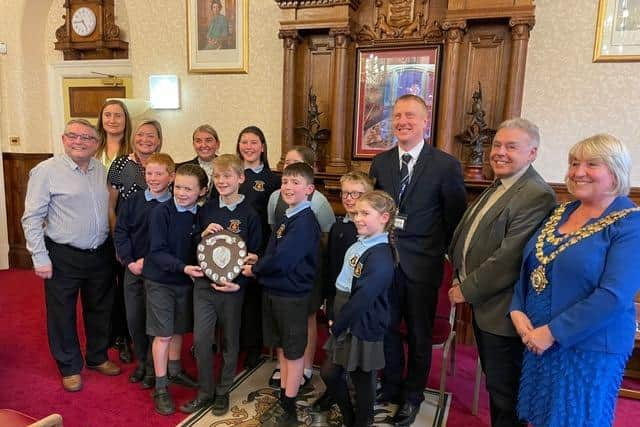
top-left (45, 236), bottom-right (110, 254)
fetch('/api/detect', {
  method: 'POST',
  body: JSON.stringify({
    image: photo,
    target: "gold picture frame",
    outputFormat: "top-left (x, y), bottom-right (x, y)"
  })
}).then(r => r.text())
top-left (594, 0), bottom-right (640, 62)
top-left (187, 0), bottom-right (249, 73)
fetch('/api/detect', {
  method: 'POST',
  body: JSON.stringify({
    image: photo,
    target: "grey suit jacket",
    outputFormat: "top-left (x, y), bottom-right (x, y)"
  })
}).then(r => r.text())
top-left (449, 165), bottom-right (556, 336)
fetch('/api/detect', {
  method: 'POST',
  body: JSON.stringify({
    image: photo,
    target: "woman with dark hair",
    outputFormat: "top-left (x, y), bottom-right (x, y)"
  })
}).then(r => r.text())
top-left (96, 99), bottom-right (133, 364)
top-left (96, 99), bottom-right (132, 173)
top-left (235, 125), bottom-right (281, 368)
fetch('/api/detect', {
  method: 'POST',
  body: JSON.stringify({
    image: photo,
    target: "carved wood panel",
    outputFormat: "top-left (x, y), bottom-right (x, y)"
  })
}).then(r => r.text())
top-left (293, 35), bottom-right (335, 153)
top-left (454, 22), bottom-right (511, 180)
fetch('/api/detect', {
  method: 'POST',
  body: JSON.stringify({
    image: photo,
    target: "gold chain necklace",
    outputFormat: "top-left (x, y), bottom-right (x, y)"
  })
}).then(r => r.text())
top-left (531, 202), bottom-right (640, 294)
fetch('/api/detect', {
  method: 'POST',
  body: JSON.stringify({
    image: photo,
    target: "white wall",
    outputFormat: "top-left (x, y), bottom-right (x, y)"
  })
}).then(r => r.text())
top-left (522, 0), bottom-right (640, 184)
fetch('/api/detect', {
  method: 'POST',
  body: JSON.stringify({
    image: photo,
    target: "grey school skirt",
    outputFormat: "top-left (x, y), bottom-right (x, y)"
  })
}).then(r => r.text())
top-left (323, 290), bottom-right (385, 372)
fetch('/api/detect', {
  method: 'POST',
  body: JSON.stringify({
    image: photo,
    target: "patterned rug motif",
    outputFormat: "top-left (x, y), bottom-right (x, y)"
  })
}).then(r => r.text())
top-left (179, 358), bottom-right (450, 427)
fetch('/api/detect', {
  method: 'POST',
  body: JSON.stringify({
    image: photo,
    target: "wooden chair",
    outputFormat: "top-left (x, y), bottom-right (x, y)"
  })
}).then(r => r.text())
top-left (0, 410), bottom-right (63, 427)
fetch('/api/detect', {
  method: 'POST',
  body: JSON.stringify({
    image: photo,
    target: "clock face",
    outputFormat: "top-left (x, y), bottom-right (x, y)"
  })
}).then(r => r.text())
top-left (71, 7), bottom-right (97, 37)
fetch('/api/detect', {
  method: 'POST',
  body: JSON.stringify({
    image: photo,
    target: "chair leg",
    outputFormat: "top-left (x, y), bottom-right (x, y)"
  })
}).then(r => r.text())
top-left (472, 356), bottom-right (482, 416)
top-left (449, 338), bottom-right (457, 376)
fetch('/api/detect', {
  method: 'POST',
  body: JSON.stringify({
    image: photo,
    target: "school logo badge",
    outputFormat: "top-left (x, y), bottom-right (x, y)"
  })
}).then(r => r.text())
top-left (349, 254), bottom-right (359, 268)
top-left (253, 180), bottom-right (265, 192)
top-left (354, 262), bottom-right (363, 278)
top-left (229, 219), bottom-right (241, 234)
top-left (276, 224), bottom-right (286, 239)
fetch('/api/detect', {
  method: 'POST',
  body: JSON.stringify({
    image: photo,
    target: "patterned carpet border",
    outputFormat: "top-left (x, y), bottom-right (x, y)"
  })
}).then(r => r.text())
top-left (179, 358), bottom-right (450, 427)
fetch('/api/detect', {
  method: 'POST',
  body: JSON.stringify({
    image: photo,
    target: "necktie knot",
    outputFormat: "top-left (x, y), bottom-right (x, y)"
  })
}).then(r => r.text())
top-left (401, 153), bottom-right (412, 165)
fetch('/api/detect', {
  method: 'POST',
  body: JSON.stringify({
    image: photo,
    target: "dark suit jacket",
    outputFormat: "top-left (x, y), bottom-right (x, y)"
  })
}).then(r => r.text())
top-left (449, 165), bottom-right (556, 336)
top-left (176, 156), bottom-right (218, 199)
top-left (370, 143), bottom-right (467, 283)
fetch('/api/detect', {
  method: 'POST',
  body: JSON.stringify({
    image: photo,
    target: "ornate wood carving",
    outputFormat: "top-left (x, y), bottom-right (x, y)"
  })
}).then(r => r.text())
top-left (275, 0), bottom-right (361, 8)
top-left (54, 0), bottom-right (128, 60)
top-left (326, 27), bottom-right (352, 174)
top-left (436, 19), bottom-right (467, 154)
top-left (356, 0), bottom-right (445, 44)
top-left (504, 17), bottom-right (534, 119)
top-left (278, 29), bottom-right (302, 167)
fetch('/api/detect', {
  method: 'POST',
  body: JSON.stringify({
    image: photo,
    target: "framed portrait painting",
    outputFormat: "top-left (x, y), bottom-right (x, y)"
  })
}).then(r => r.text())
top-left (353, 46), bottom-right (440, 159)
top-left (594, 0), bottom-right (640, 62)
top-left (187, 0), bottom-right (248, 73)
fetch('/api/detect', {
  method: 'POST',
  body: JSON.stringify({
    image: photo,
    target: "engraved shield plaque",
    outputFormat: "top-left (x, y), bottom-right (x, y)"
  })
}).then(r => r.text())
top-left (196, 229), bottom-right (247, 285)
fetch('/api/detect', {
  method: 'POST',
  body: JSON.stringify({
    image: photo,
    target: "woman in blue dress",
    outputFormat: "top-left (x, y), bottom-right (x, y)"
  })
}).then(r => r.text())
top-left (510, 134), bottom-right (640, 427)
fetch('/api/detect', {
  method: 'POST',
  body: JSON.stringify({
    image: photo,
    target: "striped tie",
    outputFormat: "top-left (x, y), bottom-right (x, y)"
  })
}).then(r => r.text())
top-left (398, 153), bottom-right (412, 202)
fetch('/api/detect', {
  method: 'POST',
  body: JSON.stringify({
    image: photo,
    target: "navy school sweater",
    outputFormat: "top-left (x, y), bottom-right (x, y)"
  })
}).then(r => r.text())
top-left (196, 197), bottom-right (262, 289)
top-left (113, 190), bottom-right (168, 266)
top-left (252, 206), bottom-right (320, 297)
top-left (330, 243), bottom-right (395, 341)
top-left (239, 167), bottom-right (281, 250)
top-left (142, 199), bottom-right (199, 286)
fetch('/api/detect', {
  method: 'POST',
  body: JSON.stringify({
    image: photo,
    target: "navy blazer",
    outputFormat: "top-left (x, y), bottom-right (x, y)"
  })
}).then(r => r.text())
top-left (331, 243), bottom-right (395, 341)
top-left (369, 143), bottom-right (467, 283)
top-left (511, 196), bottom-right (640, 354)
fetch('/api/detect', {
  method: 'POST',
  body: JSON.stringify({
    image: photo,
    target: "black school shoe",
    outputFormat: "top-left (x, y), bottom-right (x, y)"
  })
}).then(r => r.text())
top-left (129, 364), bottom-right (145, 383)
top-left (179, 396), bottom-right (214, 414)
top-left (169, 371), bottom-right (199, 388)
top-left (263, 408), bottom-right (299, 427)
top-left (212, 394), bottom-right (230, 416)
top-left (153, 388), bottom-right (175, 415)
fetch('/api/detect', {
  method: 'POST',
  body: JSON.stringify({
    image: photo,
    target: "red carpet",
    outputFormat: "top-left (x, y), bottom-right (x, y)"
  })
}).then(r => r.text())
top-left (0, 268), bottom-right (638, 426)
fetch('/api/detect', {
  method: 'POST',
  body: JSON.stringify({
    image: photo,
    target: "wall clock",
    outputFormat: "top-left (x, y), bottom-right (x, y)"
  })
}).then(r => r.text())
top-left (54, 0), bottom-right (128, 60)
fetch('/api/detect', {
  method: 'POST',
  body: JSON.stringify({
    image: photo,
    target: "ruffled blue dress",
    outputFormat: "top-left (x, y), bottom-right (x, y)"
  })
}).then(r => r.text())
top-left (517, 231), bottom-right (628, 427)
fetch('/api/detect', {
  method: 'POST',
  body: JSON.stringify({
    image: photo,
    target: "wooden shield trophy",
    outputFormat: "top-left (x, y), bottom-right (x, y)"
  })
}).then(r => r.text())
top-left (197, 230), bottom-right (247, 284)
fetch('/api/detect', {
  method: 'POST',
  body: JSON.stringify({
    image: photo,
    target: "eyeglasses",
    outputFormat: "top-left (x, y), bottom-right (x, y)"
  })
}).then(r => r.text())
top-left (64, 132), bottom-right (97, 142)
top-left (340, 191), bottom-right (364, 200)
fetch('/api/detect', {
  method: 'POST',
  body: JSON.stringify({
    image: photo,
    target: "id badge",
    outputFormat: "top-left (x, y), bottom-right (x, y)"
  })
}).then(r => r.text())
top-left (394, 214), bottom-right (407, 230)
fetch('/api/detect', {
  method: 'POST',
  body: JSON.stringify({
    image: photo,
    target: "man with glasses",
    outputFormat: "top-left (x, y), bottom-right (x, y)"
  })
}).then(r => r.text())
top-left (22, 119), bottom-right (121, 392)
top-left (369, 95), bottom-right (467, 426)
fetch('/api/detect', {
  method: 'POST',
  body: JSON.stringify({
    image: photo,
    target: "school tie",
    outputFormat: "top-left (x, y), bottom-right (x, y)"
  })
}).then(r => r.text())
top-left (398, 153), bottom-right (412, 202)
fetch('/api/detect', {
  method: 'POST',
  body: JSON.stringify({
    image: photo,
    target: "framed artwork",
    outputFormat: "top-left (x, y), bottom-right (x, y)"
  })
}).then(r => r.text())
top-left (594, 0), bottom-right (640, 62)
top-left (353, 46), bottom-right (440, 159)
top-left (187, 0), bottom-right (248, 73)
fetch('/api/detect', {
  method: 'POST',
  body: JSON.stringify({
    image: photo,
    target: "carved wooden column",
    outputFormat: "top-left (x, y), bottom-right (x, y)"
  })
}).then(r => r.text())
top-left (436, 20), bottom-right (466, 154)
top-left (325, 28), bottom-right (350, 175)
top-left (278, 29), bottom-right (301, 169)
top-left (504, 18), bottom-right (534, 119)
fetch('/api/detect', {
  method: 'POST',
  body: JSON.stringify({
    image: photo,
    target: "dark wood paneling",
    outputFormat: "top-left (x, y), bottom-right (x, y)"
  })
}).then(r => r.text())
top-left (3, 153), bottom-right (52, 269)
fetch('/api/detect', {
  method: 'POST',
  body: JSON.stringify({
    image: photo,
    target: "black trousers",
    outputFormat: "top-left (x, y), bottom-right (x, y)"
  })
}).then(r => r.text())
top-left (109, 262), bottom-right (130, 345)
top-left (382, 261), bottom-right (442, 404)
top-left (472, 317), bottom-right (527, 427)
top-left (321, 360), bottom-right (376, 427)
top-left (44, 239), bottom-right (114, 376)
top-left (193, 281), bottom-right (244, 398)
top-left (239, 280), bottom-right (262, 352)
top-left (123, 270), bottom-right (150, 362)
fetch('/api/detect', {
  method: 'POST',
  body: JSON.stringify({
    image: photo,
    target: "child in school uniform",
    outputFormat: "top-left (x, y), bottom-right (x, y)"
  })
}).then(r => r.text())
top-left (235, 125), bottom-right (281, 369)
top-left (143, 164), bottom-right (208, 415)
top-left (242, 162), bottom-right (321, 427)
top-left (312, 171), bottom-right (374, 413)
top-left (179, 154), bottom-right (262, 416)
top-left (266, 146), bottom-right (336, 389)
top-left (113, 153), bottom-right (175, 388)
top-left (321, 190), bottom-right (397, 427)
